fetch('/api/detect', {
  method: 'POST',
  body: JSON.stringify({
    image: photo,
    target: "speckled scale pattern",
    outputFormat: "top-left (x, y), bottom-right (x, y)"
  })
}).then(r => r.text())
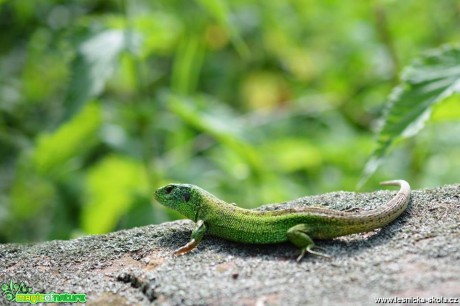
top-left (154, 180), bottom-right (411, 244)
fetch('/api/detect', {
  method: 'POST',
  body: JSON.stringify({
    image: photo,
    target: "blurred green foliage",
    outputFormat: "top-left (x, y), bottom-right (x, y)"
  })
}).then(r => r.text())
top-left (0, 0), bottom-right (459, 243)
top-left (363, 46), bottom-right (460, 185)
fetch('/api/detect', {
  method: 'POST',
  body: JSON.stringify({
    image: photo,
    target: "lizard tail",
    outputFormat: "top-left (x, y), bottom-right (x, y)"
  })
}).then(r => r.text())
top-left (379, 179), bottom-right (410, 190)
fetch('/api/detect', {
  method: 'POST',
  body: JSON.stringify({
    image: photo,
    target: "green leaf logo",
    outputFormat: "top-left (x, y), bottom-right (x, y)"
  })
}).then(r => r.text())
top-left (1, 280), bottom-right (33, 302)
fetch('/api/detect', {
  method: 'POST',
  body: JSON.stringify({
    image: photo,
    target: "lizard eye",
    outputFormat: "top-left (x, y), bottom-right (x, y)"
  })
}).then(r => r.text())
top-left (165, 185), bottom-right (175, 194)
top-left (183, 191), bottom-right (191, 202)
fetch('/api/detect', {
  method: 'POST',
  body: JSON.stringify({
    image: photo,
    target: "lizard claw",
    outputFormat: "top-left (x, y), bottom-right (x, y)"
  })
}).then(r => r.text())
top-left (296, 245), bottom-right (331, 262)
top-left (307, 245), bottom-right (331, 258)
top-left (296, 249), bottom-right (307, 262)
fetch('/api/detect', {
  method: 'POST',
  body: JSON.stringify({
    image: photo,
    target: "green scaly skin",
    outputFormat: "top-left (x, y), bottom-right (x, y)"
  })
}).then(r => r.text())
top-left (154, 180), bottom-right (410, 261)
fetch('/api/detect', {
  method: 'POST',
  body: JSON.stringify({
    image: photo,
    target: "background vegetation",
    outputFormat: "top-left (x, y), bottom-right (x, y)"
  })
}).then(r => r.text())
top-left (0, 0), bottom-right (459, 243)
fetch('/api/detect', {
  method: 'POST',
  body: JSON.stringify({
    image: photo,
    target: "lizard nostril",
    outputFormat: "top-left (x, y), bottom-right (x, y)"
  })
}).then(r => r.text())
top-left (165, 185), bottom-right (175, 194)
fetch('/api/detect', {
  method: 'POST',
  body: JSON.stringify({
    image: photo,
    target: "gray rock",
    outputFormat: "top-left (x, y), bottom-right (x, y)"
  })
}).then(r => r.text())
top-left (1, 184), bottom-right (459, 305)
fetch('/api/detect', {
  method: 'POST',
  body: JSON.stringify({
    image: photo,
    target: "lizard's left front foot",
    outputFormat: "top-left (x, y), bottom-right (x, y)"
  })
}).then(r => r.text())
top-left (173, 220), bottom-right (207, 256)
top-left (173, 239), bottom-right (199, 255)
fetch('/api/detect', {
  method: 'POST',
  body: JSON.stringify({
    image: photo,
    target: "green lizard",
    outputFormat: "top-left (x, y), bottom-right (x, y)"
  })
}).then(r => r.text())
top-left (154, 180), bottom-right (410, 261)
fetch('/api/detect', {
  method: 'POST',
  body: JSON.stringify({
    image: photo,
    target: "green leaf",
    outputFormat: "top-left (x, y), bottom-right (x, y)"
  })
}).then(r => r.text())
top-left (33, 102), bottom-right (101, 175)
top-left (132, 13), bottom-right (182, 57)
top-left (431, 94), bottom-right (460, 122)
top-left (362, 45), bottom-right (460, 185)
top-left (81, 155), bottom-right (148, 234)
top-left (65, 29), bottom-right (140, 119)
top-left (171, 34), bottom-right (206, 95)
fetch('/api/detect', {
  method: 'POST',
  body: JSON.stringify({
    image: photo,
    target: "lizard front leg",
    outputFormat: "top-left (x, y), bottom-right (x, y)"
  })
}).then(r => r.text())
top-left (287, 224), bottom-right (330, 262)
top-left (174, 220), bottom-right (207, 255)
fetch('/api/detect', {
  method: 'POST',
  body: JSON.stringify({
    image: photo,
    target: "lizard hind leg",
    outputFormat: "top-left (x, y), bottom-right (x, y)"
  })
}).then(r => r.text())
top-left (286, 224), bottom-right (331, 262)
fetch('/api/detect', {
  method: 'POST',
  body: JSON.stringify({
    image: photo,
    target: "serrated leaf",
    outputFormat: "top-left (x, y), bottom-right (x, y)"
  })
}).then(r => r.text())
top-left (361, 45), bottom-right (460, 185)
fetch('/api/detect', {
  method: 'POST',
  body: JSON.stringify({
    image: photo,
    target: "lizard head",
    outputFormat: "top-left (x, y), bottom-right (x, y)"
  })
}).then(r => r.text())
top-left (154, 184), bottom-right (209, 220)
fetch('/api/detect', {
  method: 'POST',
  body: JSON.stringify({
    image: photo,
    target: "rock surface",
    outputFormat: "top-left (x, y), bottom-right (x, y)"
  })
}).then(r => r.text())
top-left (1, 184), bottom-right (459, 305)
